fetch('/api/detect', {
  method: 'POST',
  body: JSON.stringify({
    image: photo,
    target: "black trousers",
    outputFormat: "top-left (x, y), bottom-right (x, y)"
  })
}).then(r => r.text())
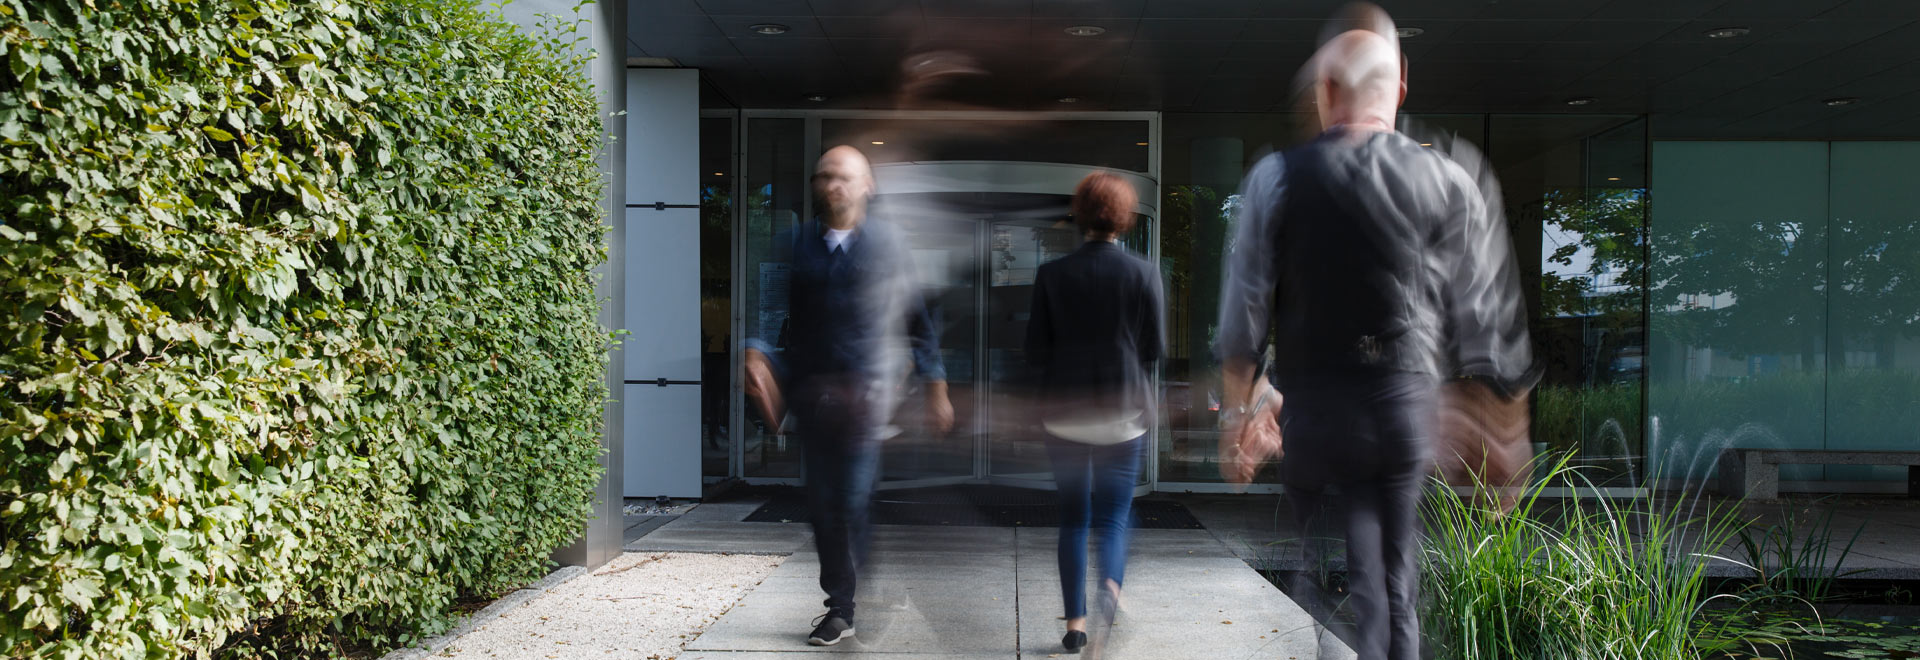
top-left (793, 376), bottom-right (887, 621)
top-left (1279, 371), bottom-right (1435, 660)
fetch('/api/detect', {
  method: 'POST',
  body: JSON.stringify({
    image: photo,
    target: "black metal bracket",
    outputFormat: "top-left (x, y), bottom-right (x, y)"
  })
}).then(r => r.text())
top-left (624, 378), bottom-right (701, 387)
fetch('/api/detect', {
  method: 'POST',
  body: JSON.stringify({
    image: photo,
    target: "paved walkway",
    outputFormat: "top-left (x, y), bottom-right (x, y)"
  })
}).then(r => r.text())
top-left (628, 500), bottom-right (1351, 660)
top-left (618, 491), bottom-right (1920, 659)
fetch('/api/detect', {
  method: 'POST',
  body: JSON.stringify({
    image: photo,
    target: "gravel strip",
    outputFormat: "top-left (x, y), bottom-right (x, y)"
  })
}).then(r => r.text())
top-left (435, 551), bottom-right (785, 659)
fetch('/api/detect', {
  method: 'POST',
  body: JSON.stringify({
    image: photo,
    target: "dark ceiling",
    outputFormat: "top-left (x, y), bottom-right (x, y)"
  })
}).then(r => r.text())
top-left (629, 0), bottom-right (1920, 138)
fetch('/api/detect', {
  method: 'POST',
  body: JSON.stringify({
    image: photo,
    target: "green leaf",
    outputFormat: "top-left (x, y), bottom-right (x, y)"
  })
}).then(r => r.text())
top-left (201, 126), bottom-right (236, 142)
top-left (60, 577), bottom-right (102, 612)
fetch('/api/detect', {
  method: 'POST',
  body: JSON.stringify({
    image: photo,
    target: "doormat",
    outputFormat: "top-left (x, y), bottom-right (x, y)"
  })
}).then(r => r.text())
top-left (740, 484), bottom-right (1206, 529)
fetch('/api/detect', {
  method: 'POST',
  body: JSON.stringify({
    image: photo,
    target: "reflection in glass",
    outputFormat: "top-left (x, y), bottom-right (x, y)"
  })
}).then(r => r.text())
top-left (1495, 115), bottom-right (1647, 487)
top-left (1649, 142), bottom-right (1829, 484)
top-left (1824, 143), bottom-right (1920, 484)
top-left (741, 118), bottom-right (809, 478)
top-left (700, 115), bottom-right (734, 479)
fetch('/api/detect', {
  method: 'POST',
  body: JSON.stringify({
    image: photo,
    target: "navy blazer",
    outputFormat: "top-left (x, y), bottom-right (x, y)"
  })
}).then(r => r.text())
top-left (750, 218), bottom-right (945, 389)
top-left (1024, 240), bottom-right (1166, 427)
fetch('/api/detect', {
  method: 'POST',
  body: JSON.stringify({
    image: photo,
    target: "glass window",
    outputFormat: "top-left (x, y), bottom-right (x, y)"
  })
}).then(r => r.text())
top-left (1648, 141), bottom-right (1830, 484)
top-left (699, 113), bottom-right (734, 481)
top-left (1158, 113), bottom-right (1309, 485)
top-left (1824, 142), bottom-right (1920, 483)
top-left (1494, 115), bottom-right (1649, 487)
top-left (741, 117), bottom-right (808, 478)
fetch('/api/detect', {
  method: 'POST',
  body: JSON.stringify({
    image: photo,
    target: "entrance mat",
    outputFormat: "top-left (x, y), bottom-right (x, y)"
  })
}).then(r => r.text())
top-left (740, 484), bottom-right (1205, 529)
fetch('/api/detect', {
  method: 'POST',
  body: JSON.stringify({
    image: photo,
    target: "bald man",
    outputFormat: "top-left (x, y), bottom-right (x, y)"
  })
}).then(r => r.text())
top-left (1212, 21), bottom-right (1526, 660)
top-left (744, 146), bottom-right (953, 646)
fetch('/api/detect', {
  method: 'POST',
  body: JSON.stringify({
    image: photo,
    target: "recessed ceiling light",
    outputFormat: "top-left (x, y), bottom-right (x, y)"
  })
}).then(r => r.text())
top-left (1824, 97), bottom-right (1860, 106)
top-left (1419, 142), bottom-right (1432, 146)
top-left (713, 172), bottom-right (725, 176)
top-left (805, 94), bottom-right (827, 102)
top-left (1135, 141), bottom-right (1149, 146)
top-left (750, 23), bottom-right (789, 35)
top-left (1606, 176), bottom-right (1621, 181)
top-left (1058, 96), bottom-right (1080, 103)
top-left (1395, 27), bottom-right (1425, 38)
top-left (1566, 97), bottom-right (1598, 106)
top-left (871, 141), bottom-right (885, 145)
top-left (1065, 25), bottom-right (1106, 37)
top-left (1704, 27), bottom-right (1750, 39)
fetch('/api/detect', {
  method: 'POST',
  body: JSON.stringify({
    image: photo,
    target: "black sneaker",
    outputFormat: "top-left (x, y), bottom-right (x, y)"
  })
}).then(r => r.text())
top-left (808, 614), bottom-right (855, 646)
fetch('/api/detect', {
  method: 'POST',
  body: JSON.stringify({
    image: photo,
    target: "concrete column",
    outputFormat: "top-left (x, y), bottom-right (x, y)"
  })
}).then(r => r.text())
top-left (499, 0), bottom-right (627, 570)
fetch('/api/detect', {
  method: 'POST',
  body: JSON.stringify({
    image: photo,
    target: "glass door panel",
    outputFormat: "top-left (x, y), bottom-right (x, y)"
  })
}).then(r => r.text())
top-left (879, 202), bottom-right (983, 485)
top-left (986, 216), bottom-right (1082, 484)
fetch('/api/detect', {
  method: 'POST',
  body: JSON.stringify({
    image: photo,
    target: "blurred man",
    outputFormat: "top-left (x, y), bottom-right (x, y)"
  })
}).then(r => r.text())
top-left (1213, 10), bottom-right (1533, 658)
top-left (1404, 120), bottom-right (1540, 511)
top-left (743, 145), bottom-right (954, 646)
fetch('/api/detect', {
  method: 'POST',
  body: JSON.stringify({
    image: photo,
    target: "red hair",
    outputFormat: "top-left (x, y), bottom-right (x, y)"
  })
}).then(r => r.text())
top-left (1071, 172), bottom-right (1138, 237)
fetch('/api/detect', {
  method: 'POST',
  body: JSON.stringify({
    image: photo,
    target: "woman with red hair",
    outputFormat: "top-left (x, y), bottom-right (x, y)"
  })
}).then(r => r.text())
top-left (1025, 171), bottom-right (1165, 656)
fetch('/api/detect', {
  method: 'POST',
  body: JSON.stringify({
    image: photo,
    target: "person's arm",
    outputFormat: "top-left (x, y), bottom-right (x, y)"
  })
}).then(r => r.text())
top-left (898, 237), bottom-right (954, 433)
top-left (1214, 155), bottom-right (1288, 484)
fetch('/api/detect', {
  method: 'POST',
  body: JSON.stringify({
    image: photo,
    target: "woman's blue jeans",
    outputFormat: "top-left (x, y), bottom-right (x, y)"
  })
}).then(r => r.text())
top-left (1045, 436), bottom-right (1142, 619)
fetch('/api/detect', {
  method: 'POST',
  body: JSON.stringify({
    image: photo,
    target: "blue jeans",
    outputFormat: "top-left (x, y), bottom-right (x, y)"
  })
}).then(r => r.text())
top-left (1045, 437), bottom-right (1142, 619)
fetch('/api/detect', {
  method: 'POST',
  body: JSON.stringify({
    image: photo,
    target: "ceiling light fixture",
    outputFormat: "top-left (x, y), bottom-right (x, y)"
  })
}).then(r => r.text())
top-left (713, 172), bottom-right (725, 176)
top-left (1065, 25), bottom-right (1107, 37)
top-left (1419, 142), bottom-right (1432, 146)
top-left (871, 141), bottom-right (885, 145)
top-left (1703, 27), bottom-right (1750, 39)
top-left (1566, 97), bottom-right (1598, 106)
top-left (1824, 97), bottom-right (1860, 106)
top-left (1395, 27), bottom-right (1425, 38)
top-left (805, 94), bottom-right (827, 102)
top-left (1606, 176), bottom-right (1621, 181)
top-left (750, 23), bottom-right (789, 35)
top-left (1136, 141), bottom-right (1149, 146)
top-left (1058, 96), bottom-right (1080, 103)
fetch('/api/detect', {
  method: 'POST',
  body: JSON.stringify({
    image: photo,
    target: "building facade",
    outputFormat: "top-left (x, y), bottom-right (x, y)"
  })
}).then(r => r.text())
top-left (619, 0), bottom-right (1920, 498)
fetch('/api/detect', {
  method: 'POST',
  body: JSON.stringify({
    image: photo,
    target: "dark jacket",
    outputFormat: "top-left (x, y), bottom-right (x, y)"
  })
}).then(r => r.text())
top-left (1025, 240), bottom-right (1166, 431)
top-left (1214, 126), bottom-right (1535, 395)
top-left (749, 218), bottom-right (945, 391)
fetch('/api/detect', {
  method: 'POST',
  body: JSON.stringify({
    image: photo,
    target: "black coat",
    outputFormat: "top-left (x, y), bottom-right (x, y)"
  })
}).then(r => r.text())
top-left (1024, 240), bottom-right (1166, 431)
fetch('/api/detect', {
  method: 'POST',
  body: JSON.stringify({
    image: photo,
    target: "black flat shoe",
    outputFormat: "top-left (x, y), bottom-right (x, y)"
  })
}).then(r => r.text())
top-left (1063, 630), bottom-right (1088, 653)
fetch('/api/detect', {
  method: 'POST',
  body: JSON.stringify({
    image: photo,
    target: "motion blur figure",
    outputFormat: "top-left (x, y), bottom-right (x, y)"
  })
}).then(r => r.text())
top-left (742, 145), bottom-right (955, 647)
top-left (1214, 6), bottom-right (1535, 658)
top-left (1400, 119), bottom-right (1540, 511)
top-left (1024, 173), bottom-right (1164, 657)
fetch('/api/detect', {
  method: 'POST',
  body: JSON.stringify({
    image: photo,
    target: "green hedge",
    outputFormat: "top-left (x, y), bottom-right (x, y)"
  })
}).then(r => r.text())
top-left (0, 1), bottom-right (609, 657)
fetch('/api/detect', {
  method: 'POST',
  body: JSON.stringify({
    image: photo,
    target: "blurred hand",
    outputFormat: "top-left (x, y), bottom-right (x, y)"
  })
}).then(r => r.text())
top-left (743, 349), bottom-right (784, 431)
top-left (925, 381), bottom-right (954, 434)
top-left (1220, 389), bottom-right (1283, 486)
top-left (1435, 380), bottom-right (1532, 512)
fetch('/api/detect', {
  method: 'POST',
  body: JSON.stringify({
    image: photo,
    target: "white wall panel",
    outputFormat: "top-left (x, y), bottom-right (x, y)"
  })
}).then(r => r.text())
top-left (622, 206), bottom-right (701, 381)
top-left (624, 69), bottom-right (699, 206)
top-left (622, 384), bottom-right (702, 498)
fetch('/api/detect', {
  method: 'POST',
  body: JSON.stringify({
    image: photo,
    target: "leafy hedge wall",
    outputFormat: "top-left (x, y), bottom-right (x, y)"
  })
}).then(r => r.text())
top-left (0, 0), bottom-right (610, 656)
